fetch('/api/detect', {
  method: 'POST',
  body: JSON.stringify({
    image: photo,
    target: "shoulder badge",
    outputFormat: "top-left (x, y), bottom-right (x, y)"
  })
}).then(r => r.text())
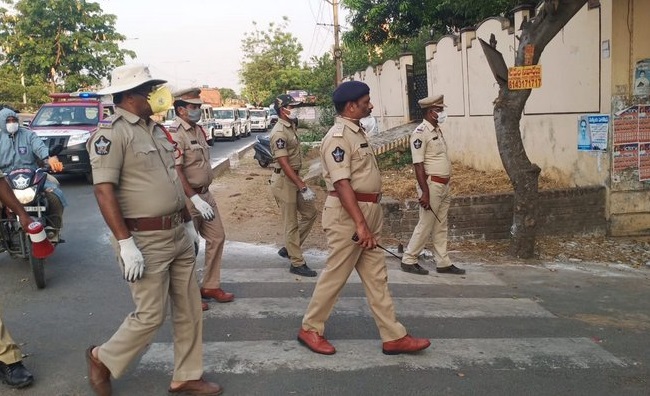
top-left (94, 135), bottom-right (112, 155)
top-left (99, 113), bottom-right (121, 129)
top-left (414, 124), bottom-right (425, 134)
top-left (413, 139), bottom-right (422, 149)
top-left (331, 123), bottom-right (345, 137)
top-left (276, 138), bottom-right (286, 149)
top-left (331, 146), bottom-right (345, 163)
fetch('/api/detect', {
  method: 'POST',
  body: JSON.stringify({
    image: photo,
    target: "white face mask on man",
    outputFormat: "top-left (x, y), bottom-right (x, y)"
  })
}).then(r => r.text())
top-left (6, 122), bottom-right (19, 134)
top-left (436, 110), bottom-right (448, 124)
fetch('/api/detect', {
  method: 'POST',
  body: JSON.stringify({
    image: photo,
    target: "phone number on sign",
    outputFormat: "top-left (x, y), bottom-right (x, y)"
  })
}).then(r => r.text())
top-left (508, 78), bottom-right (541, 90)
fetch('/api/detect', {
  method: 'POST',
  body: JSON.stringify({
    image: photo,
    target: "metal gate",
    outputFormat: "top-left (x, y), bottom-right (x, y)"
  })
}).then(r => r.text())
top-left (406, 64), bottom-right (428, 122)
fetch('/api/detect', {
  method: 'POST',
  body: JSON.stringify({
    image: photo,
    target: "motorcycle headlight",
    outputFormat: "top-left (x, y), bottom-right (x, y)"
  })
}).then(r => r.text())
top-left (14, 187), bottom-right (37, 204)
top-left (68, 131), bottom-right (91, 147)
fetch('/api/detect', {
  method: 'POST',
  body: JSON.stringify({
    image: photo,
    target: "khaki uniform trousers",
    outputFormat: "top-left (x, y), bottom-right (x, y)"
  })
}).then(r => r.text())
top-left (271, 172), bottom-right (317, 266)
top-left (0, 317), bottom-right (22, 365)
top-left (189, 191), bottom-right (225, 289)
top-left (99, 225), bottom-right (203, 381)
top-left (302, 198), bottom-right (407, 342)
top-left (402, 180), bottom-right (452, 268)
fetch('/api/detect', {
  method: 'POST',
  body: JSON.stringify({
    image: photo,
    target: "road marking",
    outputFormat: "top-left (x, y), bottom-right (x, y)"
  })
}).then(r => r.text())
top-left (202, 297), bottom-right (554, 319)
top-left (220, 268), bottom-right (505, 285)
top-left (139, 338), bottom-right (625, 374)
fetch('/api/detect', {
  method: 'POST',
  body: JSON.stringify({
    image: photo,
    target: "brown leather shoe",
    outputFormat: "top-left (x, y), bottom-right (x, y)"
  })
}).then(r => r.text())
top-left (202, 302), bottom-right (209, 311)
top-left (168, 378), bottom-right (223, 395)
top-left (200, 288), bottom-right (234, 303)
top-left (297, 329), bottom-right (336, 355)
top-left (85, 346), bottom-right (111, 396)
top-left (382, 334), bottom-right (431, 355)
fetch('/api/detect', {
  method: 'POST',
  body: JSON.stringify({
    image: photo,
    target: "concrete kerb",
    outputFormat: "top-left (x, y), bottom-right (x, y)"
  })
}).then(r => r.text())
top-left (210, 141), bottom-right (257, 177)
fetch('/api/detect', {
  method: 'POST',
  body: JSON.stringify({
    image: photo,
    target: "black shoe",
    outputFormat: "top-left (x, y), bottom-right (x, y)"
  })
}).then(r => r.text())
top-left (278, 247), bottom-right (288, 258)
top-left (400, 262), bottom-right (429, 275)
top-left (436, 264), bottom-right (466, 275)
top-left (290, 264), bottom-right (317, 277)
top-left (0, 361), bottom-right (34, 388)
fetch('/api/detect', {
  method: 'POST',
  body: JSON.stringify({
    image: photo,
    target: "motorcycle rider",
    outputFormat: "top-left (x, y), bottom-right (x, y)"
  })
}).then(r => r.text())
top-left (0, 107), bottom-right (66, 238)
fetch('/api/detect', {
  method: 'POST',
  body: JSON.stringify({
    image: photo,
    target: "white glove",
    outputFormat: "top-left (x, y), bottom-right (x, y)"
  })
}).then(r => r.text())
top-left (190, 194), bottom-right (215, 221)
top-left (184, 220), bottom-right (200, 246)
top-left (118, 237), bottom-right (145, 282)
top-left (301, 187), bottom-right (316, 202)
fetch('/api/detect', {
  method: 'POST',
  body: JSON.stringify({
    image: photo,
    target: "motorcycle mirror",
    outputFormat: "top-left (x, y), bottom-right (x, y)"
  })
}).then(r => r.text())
top-left (49, 144), bottom-right (63, 156)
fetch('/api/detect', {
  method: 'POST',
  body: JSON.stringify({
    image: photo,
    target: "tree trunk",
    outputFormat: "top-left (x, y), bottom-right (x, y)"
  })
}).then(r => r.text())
top-left (486, 0), bottom-right (588, 258)
top-left (494, 87), bottom-right (540, 257)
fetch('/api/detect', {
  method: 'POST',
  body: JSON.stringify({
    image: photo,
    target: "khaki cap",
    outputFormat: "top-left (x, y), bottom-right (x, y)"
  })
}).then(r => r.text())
top-left (418, 94), bottom-right (446, 109)
top-left (173, 87), bottom-right (203, 105)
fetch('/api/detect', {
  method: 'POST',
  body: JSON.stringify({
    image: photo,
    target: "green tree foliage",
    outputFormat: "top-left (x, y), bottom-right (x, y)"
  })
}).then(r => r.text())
top-left (239, 17), bottom-right (308, 106)
top-left (342, 0), bottom-right (536, 46)
top-left (0, 66), bottom-right (49, 111)
top-left (218, 88), bottom-right (238, 101)
top-left (0, 0), bottom-right (135, 91)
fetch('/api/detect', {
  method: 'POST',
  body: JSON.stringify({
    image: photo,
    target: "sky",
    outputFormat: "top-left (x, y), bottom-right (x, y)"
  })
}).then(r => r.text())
top-left (97, 0), bottom-right (349, 94)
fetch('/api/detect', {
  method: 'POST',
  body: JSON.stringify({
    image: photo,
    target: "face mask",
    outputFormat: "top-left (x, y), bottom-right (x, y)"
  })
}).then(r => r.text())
top-left (285, 108), bottom-right (297, 120)
top-left (6, 122), bottom-right (19, 134)
top-left (147, 86), bottom-right (173, 114)
top-left (436, 111), bottom-right (448, 124)
top-left (187, 108), bottom-right (202, 123)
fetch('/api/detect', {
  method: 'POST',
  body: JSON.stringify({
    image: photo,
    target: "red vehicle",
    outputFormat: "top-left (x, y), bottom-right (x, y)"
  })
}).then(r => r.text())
top-left (29, 92), bottom-right (115, 183)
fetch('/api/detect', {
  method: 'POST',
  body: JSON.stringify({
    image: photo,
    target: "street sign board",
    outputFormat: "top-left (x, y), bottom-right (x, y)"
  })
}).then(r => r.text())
top-left (508, 65), bottom-right (542, 90)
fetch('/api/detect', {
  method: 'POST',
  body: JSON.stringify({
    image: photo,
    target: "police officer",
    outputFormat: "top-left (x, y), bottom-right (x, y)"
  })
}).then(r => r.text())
top-left (169, 87), bottom-right (234, 305)
top-left (400, 95), bottom-right (465, 275)
top-left (85, 64), bottom-right (222, 395)
top-left (269, 94), bottom-right (318, 277)
top-left (297, 81), bottom-right (431, 355)
top-left (0, 172), bottom-right (38, 390)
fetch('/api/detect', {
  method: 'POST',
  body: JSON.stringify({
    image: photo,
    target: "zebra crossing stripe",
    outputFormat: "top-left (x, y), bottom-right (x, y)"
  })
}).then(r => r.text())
top-left (219, 268), bottom-right (505, 285)
top-left (138, 338), bottom-right (625, 374)
top-left (202, 297), bottom-right (555, 319)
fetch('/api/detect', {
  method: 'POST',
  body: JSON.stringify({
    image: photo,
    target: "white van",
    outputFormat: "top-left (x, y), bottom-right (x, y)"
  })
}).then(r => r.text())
top-left (212, 107), bottom-right (242, 141)
top-left (237, 108), bottom-right (252, 137)
top-left (249, 108), bottom-right (268, 132)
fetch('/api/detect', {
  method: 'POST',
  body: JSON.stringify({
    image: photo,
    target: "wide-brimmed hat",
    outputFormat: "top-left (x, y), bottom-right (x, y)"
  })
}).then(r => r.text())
top-left (173, 87), bottom-right (203, 105)
top-left (97, 64), bottom-right (167, 95)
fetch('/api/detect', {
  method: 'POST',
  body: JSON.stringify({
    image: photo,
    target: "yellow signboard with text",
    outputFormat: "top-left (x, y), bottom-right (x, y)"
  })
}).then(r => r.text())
top-left (508, 65), bottom-right (542, 90)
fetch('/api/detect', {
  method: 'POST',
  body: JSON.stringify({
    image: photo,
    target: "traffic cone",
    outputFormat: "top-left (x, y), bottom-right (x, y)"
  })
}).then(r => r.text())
top-left (27, 222), bottom-right (54, 259)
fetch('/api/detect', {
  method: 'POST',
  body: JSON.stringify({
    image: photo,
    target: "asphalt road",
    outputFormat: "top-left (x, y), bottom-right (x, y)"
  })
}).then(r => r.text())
top-left (1, 131), bottom-right (650, 395)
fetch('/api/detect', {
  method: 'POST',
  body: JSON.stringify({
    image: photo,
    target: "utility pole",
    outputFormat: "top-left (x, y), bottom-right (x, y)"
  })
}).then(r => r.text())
top-left (331, 0), bottom-right (342, 86)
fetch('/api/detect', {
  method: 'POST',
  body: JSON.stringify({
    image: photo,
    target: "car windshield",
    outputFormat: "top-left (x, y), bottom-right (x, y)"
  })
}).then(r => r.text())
top-left (269, 108), bottom-right (277, 116)
top-left (31, 105), bottom-right (100, 127)
top-left (238, 109), bottom-right (247, 117)
top-left (250, 110), bottom-right (266, 117)
top-left (214, 110), bottom-right (234, 119)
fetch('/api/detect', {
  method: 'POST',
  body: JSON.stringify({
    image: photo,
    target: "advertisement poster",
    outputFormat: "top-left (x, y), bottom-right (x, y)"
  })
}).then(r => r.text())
top-left (639, 143), bottom-right (650, 181)
top-left (634, 58), bottom-right (650, 97)
top-left (578, 114), bottom-right (609, 151)
top-left (613, 143), bottom-right (639, 173)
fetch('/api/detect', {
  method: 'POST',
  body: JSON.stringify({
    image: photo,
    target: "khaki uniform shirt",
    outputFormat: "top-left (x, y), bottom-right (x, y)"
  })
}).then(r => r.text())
top-left (320, 117), bottom-right (381, 193)
top-left (87, 108), bottom-right (186, 218)
top-left (270, 119), bottom-right (302, 171)
top-left (168, 118), bottom-right (213, 188)
top-left (410, 119), bottom-right (451, 177)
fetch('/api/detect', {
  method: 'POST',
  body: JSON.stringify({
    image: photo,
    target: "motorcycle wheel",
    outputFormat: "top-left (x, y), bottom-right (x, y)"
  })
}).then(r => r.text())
top-left (25, 235), bottom-right (46, 289)
top-left (258, 159), bottom-right (270, 168)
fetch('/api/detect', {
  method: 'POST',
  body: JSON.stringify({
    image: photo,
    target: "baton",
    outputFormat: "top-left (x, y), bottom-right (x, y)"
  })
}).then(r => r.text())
top-left (428, 207), bottom-right (441, 223)
top-left (352, 233), bottom-right (402, 260)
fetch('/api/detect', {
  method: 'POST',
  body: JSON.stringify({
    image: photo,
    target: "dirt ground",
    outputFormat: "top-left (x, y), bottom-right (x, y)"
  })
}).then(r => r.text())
top-left (211, 148), bottom-right (650, 268)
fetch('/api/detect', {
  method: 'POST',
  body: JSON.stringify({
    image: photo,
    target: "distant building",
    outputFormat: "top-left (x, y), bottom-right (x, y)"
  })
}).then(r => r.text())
top-left (199, 88), bottom-right (222, 107)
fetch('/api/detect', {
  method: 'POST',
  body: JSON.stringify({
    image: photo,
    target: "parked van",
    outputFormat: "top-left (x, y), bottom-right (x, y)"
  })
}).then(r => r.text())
top-left (212, 107), bottom-right (242, 141)
top-left (250, 108), bottom-right (269, 132)
top-left (237, 108), bottom-right (252, 137)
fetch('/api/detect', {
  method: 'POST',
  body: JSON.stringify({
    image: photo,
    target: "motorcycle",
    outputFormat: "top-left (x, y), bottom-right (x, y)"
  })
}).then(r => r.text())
top-left (253, 134), bottom-right (273, 168)
top-left (0, 156), bottom-right (64, 289)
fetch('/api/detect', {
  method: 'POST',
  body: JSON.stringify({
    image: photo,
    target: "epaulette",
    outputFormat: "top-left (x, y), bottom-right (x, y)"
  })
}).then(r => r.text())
top-left (99, 113), bottom-right (122, 129)
top-left (413, 123), bottom-right (426, 134)
top-left (331, 123), bottom-right (345, 137)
